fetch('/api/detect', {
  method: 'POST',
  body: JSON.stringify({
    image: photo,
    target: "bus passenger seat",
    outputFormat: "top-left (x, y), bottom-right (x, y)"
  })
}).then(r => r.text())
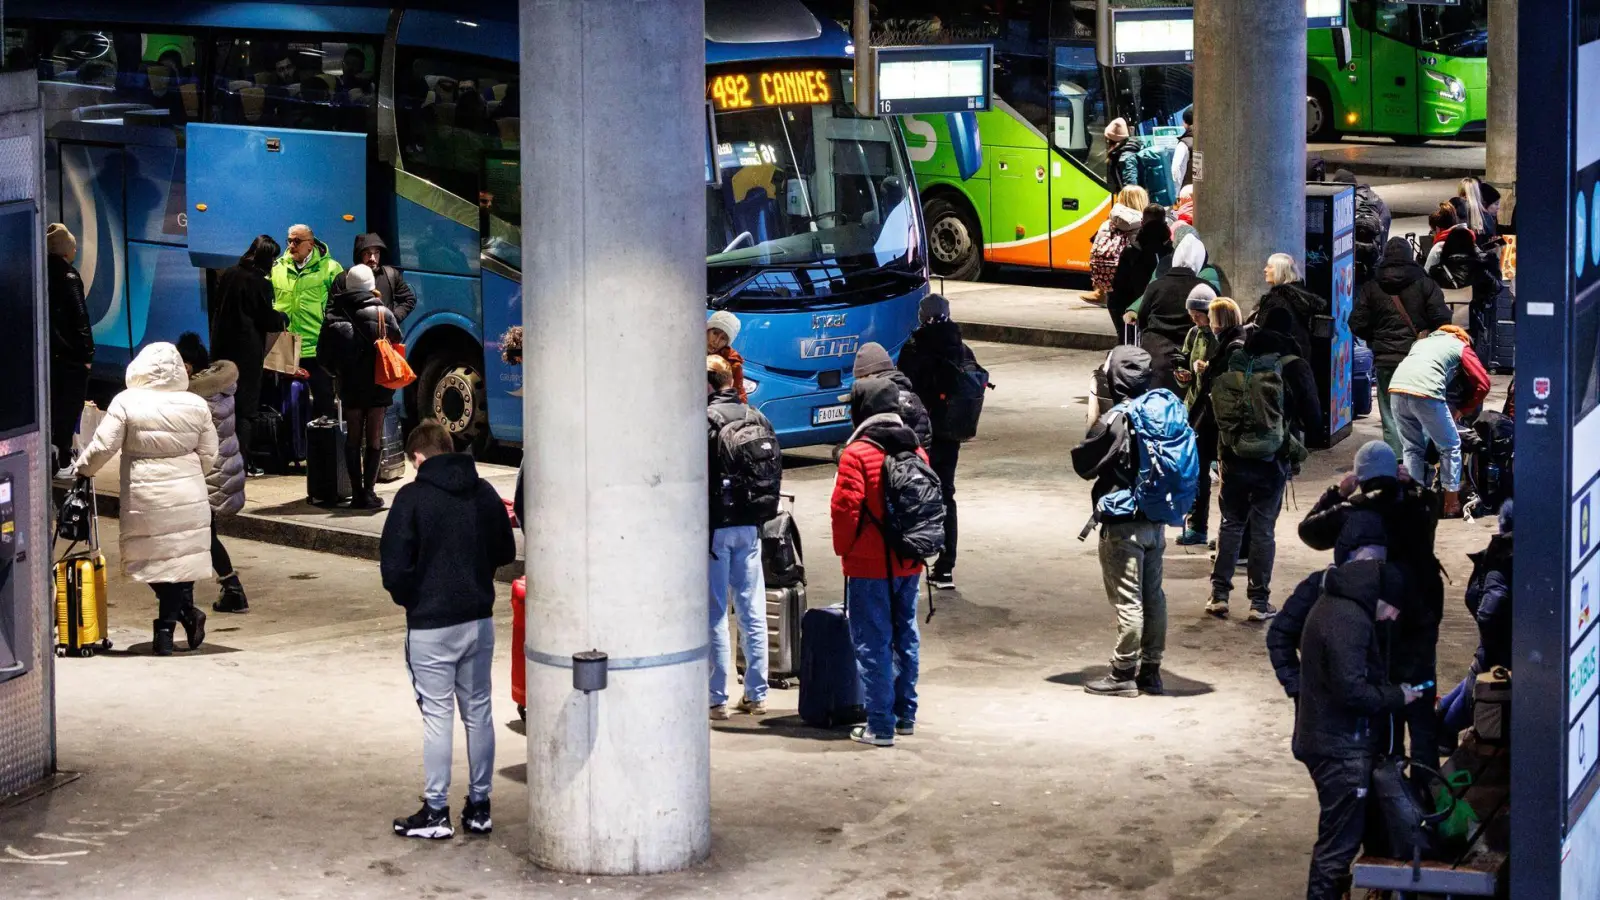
top-left (240, 87), bottom-right (266, 124)
top-left (497, 117), bottom-right (520, 149)
top-left (180, 83), bottom-right (200, 118)
top-left (732, 186), bottom-right (776, 246)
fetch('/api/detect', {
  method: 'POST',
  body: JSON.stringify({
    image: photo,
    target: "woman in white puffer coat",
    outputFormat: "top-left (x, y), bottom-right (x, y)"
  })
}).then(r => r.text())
top-left (177, 333), bottom-right (250, 614)
top-left (74, 342), bottom-right (218, 656)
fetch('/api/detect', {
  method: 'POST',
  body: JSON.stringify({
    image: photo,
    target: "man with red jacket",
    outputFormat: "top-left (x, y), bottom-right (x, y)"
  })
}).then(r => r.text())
top-left (831, 378), bottom-right (927, 747)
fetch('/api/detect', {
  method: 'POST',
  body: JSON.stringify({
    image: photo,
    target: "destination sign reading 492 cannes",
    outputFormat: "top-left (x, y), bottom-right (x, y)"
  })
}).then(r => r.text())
top-left (708, 68), bottom-right (834, 111)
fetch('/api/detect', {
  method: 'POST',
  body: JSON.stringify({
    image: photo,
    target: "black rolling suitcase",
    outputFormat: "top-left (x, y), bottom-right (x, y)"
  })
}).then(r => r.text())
top-left (798, 603), bottom-right (866, 728)
top-left (306, 411), bottom-right (352, 506)
top-left (1475, 283), bottom-right (1516, 373)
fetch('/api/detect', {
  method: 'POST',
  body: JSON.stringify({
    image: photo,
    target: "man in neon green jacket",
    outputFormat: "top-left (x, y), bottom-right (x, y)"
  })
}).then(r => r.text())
top-left (271, 224), bottom-right (343, 418)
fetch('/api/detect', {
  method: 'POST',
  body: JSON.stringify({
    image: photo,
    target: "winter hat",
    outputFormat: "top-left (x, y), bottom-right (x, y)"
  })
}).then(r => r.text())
top-left (707, 310), bottom-right (741, 344)
top-left (1353, 440), bottom-right (1398, 484)
top-left (1105, 118), bottom-right (1130, 143)
top-left (1479, 182), bottom-right (1502, 207)
top-left (1498, 498), bottom-right (1514, 535)
top-left (1186, 283), bottom-right (1218, 313)
top-left (347, 263), bottom-right (377, 296)
top-left (46, 223), bottom-right (76, 259)
top-left (853, 341), bottom-right (894, 378)
top-left (919, 292), bottom-right (951, 323)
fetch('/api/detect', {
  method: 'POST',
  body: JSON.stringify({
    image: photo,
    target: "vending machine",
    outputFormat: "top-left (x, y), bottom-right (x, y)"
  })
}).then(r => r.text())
top-left (1305, 182), bottom-right (1356, 449)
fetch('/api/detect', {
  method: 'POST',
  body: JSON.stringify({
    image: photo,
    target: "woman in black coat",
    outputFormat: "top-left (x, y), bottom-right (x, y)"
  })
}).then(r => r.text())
top-left (210, 234), bottom-right (289, 462)
top-left (318, 264), bottom-right (403, 511)
top-left (1107, 206), bottom-right (1171, 335)
top-left (1252, 253), bottom-right (1328, 357)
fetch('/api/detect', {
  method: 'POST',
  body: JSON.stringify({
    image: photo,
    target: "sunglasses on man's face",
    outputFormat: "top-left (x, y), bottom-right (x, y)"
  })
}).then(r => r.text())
top-left (288, 237), bottom-right (310, 246)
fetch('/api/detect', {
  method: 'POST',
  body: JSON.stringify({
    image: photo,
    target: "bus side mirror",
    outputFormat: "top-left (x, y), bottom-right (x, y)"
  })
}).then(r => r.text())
top-left (1334, 27), bottom-right (1353, 71)
top-left (945, 111), bottom-right (983, 182)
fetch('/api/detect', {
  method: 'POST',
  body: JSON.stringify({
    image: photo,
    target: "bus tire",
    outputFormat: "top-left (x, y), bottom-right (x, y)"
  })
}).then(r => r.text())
top-left (1391, 135), bottom-right (1431, 147)
top-left (1307, 82), bottom-right (1338, 142)
top-left (418, 348), bottom-right (491, 455)
top-left (925, 194), bottom-right (984, 281)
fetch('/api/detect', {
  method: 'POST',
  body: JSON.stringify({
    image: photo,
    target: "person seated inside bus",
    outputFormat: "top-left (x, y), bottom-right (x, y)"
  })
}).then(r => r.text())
top-left (337, 46), bottom-right (372, 99)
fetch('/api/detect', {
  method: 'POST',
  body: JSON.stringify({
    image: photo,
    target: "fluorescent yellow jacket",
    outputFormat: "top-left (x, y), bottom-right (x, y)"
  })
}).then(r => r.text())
top-left (270, 241), bottom-right (343, 358)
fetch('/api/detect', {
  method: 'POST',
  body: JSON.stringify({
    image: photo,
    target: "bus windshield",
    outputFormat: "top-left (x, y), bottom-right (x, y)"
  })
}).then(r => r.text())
top-left (707, 99), bottom-right (916, 303)
top-left (1418, 0), bottom-right (1488, 57)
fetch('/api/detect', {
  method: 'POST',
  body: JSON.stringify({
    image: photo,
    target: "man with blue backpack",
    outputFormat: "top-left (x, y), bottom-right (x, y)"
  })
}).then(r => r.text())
top-left (1072, 346), bottom-right (1199, 697)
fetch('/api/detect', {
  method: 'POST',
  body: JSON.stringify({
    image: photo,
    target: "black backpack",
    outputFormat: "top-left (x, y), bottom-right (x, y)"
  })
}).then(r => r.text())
top-left (710, 406), bottom-right (782, 523)
top-left (1431, 228), bottom-right (1481, 290)
top-left (868, 447), bottom-right (946, 563)
top-left (761, 508), bottom-right (805, 587)
top-left (936, 344), bottom-right (990, 443)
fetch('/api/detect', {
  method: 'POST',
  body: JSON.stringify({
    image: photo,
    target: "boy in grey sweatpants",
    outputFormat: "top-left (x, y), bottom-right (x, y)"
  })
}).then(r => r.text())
top-left (380, 421), bottom-right (518, 839)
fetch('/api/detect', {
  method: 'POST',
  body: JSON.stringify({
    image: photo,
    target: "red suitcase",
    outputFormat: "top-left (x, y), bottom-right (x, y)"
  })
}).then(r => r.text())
top-left (511, 576), bottom-right (526, 719)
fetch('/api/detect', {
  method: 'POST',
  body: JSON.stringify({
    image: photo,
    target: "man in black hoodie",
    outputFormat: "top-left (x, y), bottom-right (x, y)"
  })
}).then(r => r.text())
top-left (1294, 551), bottom-right (1421, 900)
top-left (1349, 237), bottom-right (1451, 455)
top-left (381, 421), bottom-right (517, 840)
top-left (332, 232), bottom-right (418, 323)
top-left (46, 223), bottom-right (95, 475)
top-left (898, 293), bottom-right (966, 588)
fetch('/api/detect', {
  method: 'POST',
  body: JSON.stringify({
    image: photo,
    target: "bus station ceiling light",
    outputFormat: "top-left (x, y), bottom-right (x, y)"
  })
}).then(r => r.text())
top-left (456, 20), bottom-right (479, 28)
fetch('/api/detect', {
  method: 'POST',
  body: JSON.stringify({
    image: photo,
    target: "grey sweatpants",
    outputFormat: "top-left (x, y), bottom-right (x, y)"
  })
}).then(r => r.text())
top-left (1098, 519), bottom-right (1168, 671)
top-left (406, 618), bottom-right (495, 808)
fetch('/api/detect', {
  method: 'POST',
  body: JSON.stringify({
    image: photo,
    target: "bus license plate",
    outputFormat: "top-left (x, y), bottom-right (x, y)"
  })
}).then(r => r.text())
top-left (812, 404), bottom-right (850, 426)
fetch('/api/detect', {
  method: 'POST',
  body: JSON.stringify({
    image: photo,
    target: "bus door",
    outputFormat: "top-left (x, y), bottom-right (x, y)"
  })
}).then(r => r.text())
top-left (985, 54), bottom-right (1054, 268)
top-left (478, 152), bottom-right (523, 445)
top-left (1048, 43), bottom-right (1109, 272)
top-left (1366, 2), bottom-right (1422, 134)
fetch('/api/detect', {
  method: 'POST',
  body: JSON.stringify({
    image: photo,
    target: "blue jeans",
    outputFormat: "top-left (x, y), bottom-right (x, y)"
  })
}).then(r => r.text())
top-left (406, 618), bottom-right (495, 808)
top-left (1391, 392), bottom-right (1462, 491)
top-left (708, 525), bottom-right (768, 706)
top-left (846, 574), bottom-right (920, 737)
top-left (1440, 672), bottom-right (1476, 733)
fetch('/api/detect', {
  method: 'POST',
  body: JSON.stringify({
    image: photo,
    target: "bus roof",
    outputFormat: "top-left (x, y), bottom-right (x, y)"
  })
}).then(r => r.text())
top-left (9, 0), bottom-right (855, 66)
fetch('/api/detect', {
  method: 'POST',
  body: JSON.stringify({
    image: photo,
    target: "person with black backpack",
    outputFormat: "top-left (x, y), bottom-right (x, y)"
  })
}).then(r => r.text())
top-left (1072, 346), bottom-right (1199, 698)
top-left (897, 293), bottom-right (987, 590)
top-left (830, 378), bottom-right (943, 747)
top-left (853, 341), bottom-right (933, 450)
top-left (706, 356), bottom-right (783, 720)
top-left (1206, 308), bottom-right (1322, 622)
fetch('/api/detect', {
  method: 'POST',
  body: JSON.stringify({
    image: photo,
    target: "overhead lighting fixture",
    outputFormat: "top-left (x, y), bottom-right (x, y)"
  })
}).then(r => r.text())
top-left (457, 19), bottom-right (480, 28)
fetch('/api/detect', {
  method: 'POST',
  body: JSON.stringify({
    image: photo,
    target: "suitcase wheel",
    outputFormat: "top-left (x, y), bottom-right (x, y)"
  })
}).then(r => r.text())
top-left (771, 677), bottom-right (793, 690)
top-left (517, 705), bottom-right (526, 721)
top-left (101, 640), bottom-right (113, 651)
top-left (55, 646), bottom-right (66, 658)
top-left (77, 647), bottom-right (94, 658)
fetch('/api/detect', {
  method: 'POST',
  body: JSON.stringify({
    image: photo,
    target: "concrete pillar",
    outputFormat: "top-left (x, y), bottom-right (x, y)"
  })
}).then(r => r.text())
top-left (519, 0), bottom-right (711, 875)
top-left (1192, 0), bottom-right (1307, 312)
top-left (1486, 0), bottom-right (1518, 194)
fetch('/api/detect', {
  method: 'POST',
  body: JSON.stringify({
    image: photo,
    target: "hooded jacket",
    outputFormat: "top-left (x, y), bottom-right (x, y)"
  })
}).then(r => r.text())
top-left (330, 234), bottom-right (418, 323)
top-left (1465, 533), bottom-right (1513, 672)
top-left (210, 261), bottom-right (288, 399)
top-left (47, 254), bottom-right (95, 366)
top-left (317, 285), bottom-right (404, 396)
top-left (1267, 569), bottom-right (1325, 698)
top-left (1253, 281), bottom-right (1327, 358)
top-left (1350, 238), bottom-right (1451, 369)
top-left (186, 360), bottom-right (246, 516)
top-left (75, 343), bottom-right (219, 584)
top-left (1071, 346), bottom-right (1152, 525)
top-left (1108, 218), bottom-right (1171, 320)
top-left (380, 453), bottom-right (518, 630)
top-left (1292, 559), bottom-right (1409, 762)
top-left (897, 318), bottom-right (966, 437)
top-left (1137, 235), bottom-right (1210, 346)
top-left (270, 239), bottom-right (344, 358)
top-left (831, 379), bottom-right (928, 578)
top-left (882, 369), bottom-right (934, 450)
top-left (1107, 135), bottom-right (1144, 193)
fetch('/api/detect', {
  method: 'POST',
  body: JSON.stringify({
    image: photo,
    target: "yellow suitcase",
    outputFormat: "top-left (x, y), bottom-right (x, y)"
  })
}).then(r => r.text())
top-left (55, 553), bottom-right (110, 657)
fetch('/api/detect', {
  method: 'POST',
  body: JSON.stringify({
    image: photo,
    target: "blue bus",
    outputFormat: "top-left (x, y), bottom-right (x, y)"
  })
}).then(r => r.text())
top-left (4, 0), bottom-right (934, 448)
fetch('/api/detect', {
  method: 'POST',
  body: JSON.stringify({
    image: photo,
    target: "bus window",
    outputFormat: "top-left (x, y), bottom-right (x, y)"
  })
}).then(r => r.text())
top-left (394, 50), bottom-right (519, 205)
top-left (995, 53), bottom-right (1051, 135)
top-left (1419, 0), bottom-right (1488, 57)
top-left (211, 36), bottom-right (377, 133)
top-left (1371, 3), bottom-right (1419, 45)
top-left (481, 154), bottom-right (521, 271)
top-left (1052, 43), bottom-right (1105, 174)
top-left (1111, 64), bottom-right (1194, 136)
top-left (23, 26), bottom-right (203, 135)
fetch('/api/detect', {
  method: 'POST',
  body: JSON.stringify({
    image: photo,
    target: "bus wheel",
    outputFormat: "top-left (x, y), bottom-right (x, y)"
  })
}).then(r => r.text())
top-left (1306, 84), bottom-right (1338, 142)
top-left (420, 352), bottom-right (489, 453)
top-left (1391, 135), bottom-right (1431, 147)
top-left (925, 196), bottom-right (984, 281)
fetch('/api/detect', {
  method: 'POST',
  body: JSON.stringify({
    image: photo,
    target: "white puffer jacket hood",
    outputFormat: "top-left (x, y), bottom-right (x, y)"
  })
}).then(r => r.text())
top-left (75, 342), bottom-right (220, 584)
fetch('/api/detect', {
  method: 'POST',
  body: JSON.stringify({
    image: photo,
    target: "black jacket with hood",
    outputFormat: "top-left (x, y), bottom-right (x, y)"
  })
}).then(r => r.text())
top-left (1252, 282), bottom-right (1327, 358)
top-left (380, 453), bottom-right (517, 630)
top-left (1465, 533), bottom-right (1513, 673)
top-left (48, 255), bottom-right (95, 367)
top-left (1137, 266), bottom-right (1207, 347)
top-left (1108, 218), bottom-right (1171, 322)
top-left (898, 319), bottom-right (965, 438)
top-left (1293, 558), bottom-right (1409, 762)
top-left (330, 233), bottom-right (418, 323)
top-left (855, 370), bottom-right (933, 450)
top-left (1350, 238), bottom-right (1451, 369)
top-left (318, 285), bottom-right (405, 405)
top-left (1072, 345), bottom-right (1152, 525)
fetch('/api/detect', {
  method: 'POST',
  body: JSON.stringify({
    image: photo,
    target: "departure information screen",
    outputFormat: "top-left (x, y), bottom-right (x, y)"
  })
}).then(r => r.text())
top-left (1110, 7), bottom-right (1194, 67)
top-left (1307, 0), bottom-right (1346, 28)
top-left (708, 67), bottom-right (837, 112)
top-left (874, 45), bottom-right (992, 116)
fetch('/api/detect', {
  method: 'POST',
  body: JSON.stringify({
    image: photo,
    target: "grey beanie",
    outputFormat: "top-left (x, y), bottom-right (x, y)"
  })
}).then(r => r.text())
top-left (853, 342), bottom-right (894, 378)
top-left (1186, 283), bottom-right (1218, 313)
top-left (1354, 440), bottom-right (1398, 484)
top-left (919, 293), bottom-right (951, 323)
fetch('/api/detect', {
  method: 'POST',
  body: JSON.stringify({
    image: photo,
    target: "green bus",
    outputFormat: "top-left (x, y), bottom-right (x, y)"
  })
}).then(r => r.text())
top-left (1307, 0), bottom-right (1488, 143)
top-left (824, 0), bottom-right (1194, 280)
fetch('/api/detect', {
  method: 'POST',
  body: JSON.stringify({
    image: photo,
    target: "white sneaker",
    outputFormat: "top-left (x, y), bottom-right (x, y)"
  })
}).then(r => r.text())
top-left (53, 467), bottom-right (75, 481)
top-left (850, 725), bottom-right (894, 747)
top-left (1205, 599), bottom-right (1230, 618)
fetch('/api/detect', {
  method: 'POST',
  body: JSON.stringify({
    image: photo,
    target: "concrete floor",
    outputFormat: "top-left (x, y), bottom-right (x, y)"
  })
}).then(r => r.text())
top-left (2, 343), bottom-right (1499, 899)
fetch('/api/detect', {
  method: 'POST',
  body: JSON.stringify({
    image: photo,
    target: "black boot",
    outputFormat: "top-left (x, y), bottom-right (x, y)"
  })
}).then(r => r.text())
top-left (178, 585), bottom-right (207, 650)
top-left (214, 573), bottom-right (249, 613)
top-left (344, 442), bottom-right (364, 508)
top-left (1084, 666), bottom-right (1140, 697)
top-left (152, 619), bottom-right (175, 657)
top-left (359, 447), bottom-right (384, 510)
top-left (1136, 663), bottom-right (1165, 696)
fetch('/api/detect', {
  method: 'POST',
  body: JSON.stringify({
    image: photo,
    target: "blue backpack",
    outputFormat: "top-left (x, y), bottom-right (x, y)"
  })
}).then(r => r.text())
top-left (1134, 145), bottom-right (1176, 207)
top-left (1097, 389), bottom-right (1199, 526)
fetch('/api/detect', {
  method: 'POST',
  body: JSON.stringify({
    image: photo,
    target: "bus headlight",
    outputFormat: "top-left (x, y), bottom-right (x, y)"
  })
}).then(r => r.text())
top-left (743, 378), bottom-right (759, 397)
top-left (1425, 70), bottom-right (1466, 103)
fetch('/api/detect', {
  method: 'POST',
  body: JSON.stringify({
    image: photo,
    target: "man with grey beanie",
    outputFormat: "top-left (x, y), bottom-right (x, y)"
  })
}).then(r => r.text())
top-left (899, 293), bottom-right (969, 588)
top-left (852, 340), bottom-right (932, 451)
